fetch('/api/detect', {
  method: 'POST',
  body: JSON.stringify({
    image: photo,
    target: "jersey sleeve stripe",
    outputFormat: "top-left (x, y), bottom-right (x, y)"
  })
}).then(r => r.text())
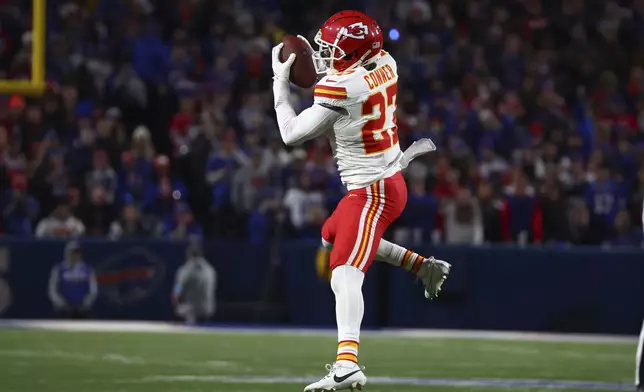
top-left (314, 86), bottom-right (347, 100)
top-left (315, 85), bottom-right (347, 93)
top-left (314, 91), bottom-right (347, 100)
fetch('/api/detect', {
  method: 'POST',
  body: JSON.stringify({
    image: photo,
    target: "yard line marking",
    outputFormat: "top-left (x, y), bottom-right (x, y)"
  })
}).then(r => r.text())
top-left (0, 320), bottom-right (637, 344)
top-left (140, 375), bottom-right (632, 391)
top-left (0, 349), bottom-right (237, 369)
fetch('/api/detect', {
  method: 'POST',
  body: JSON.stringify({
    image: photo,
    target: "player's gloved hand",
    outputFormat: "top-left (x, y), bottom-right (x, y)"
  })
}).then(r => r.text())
top-left (271, 43), bottom-right (296, 82)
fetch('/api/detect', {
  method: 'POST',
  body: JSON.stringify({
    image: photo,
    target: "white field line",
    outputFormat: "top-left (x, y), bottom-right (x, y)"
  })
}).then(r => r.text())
top-left (0, 319), bottom-right (637, 344)
top-left (137, 374), bottom-right (632, 391)
top-left (0, 348), bottom-right (239, 369)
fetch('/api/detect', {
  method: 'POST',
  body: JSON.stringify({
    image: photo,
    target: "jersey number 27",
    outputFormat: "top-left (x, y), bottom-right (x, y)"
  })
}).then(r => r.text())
top-left (361, 82), bottom-right (399, 154)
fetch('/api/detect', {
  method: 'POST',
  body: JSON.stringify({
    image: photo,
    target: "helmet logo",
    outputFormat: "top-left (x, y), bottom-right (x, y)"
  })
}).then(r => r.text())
top-left (342, 22), bottom-right (369, 39)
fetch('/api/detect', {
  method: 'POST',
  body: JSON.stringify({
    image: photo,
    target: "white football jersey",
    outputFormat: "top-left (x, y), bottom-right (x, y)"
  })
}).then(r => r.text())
top-left (313, 51), bottom-right (402, 190)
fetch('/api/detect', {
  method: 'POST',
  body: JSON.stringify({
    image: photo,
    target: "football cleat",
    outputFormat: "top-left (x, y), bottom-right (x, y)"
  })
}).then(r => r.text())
top-left (304, 362), bottom-right (367, 391)
top-left (419, 257), bottom-right (451, 300)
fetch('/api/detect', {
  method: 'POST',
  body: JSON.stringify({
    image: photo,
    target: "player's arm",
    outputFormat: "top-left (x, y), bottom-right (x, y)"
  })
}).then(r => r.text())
top-left (271, 43), bottom-right (342, 146)
top-left (273, 95), bottom-right (340, 145)
top-left (83, 268), bottom-right (98, 308)
top-left (48, 264), bottom-right (67, 309)
top-left (172, 266), bottom-right (188, 303)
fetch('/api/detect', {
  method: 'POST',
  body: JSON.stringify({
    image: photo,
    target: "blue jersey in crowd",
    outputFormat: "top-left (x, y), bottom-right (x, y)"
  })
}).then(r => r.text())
top-left (50, 262), bottom-right (96, 307)
top-left (585, 179), bottom-right (623, 223)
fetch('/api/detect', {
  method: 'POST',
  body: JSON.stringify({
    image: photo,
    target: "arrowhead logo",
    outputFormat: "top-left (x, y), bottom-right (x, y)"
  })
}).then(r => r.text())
top-left (342, 22), bottom-right (369, 40)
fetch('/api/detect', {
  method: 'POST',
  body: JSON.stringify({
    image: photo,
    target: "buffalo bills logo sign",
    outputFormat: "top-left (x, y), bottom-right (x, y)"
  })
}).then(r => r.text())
top-left (97, 247), bottom-right (165, 306)
top-left (342, 22), bottom-right (369, 39)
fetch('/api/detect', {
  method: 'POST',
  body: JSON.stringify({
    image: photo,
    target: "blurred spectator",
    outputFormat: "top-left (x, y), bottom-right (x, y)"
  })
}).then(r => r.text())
top-left (67, 124), bottom-right (97, 181)
top-left (501, 169), bottom-right (542, 244)
top-left (283, 173), bottom-right (326, 238)
top-left (560, 158), bottom-right (590, 198)
top-left (148, 174), bottom-right (179, 229)
top-left (305, 138), bottom-right (335, 189)
top-left (476, 181), bottom-right (504, 243)
top-left (118, 126), bottom-right (158, 206)
top-left (205, 131), bottom-right (249, 234)
top-left (479, 147), bottom-right (509, 183)
top-left (95, 113), bottom-right (127, 167)
top-left (397, 176), bottom-right (438, 245)
top-left (85, 150), bottom-right (117, 204)
top-left (109, 203), bottom-right (151, 240)
top-left (443, 187), bottom-right (483, 245)
top-left (119, 150), bottom-right (154, 210)
top-left (48, 241), bottom-right (97, 319)
top-left (540, 186), bottom-right (568, 244)
top-left (172, 240), bottom-right (216, 324)
top-left (232, 148), bottom-right (269, 215)
top-left (584, 165), bottom-right (625, 239)
top-left (0, 0), bottom-right (641, 248)
top-left (263, 136), bottom-right (291, 171)
top-left (1, 174), bottom-right (39, 236)
top-left (35, 203), bottom-right (85, 238)
top-left (205, 132), bottom-right (249, 205)
top-left (170, 97), bottom-right (198, 157)
top-left (163, 203), bottom-right (202, 239)
top-left (248, 188), bottom-right (285, 243)
top-left (79, 185), bottom-right (117, 237)
top-left (44, 150), bottom-right (70, 202)
top-left (566, 201), bottom-right (603, 246)
top-left (608, 210), bottom-right (643, 247)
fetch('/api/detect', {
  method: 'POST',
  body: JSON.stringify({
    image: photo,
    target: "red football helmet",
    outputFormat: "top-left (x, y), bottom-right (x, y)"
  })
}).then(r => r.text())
top-left (313, 10), bottom-right (384, 74)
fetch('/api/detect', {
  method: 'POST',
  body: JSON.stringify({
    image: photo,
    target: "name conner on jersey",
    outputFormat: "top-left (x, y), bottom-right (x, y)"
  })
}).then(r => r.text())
top-left (273, 50), bottom-right (435, 191)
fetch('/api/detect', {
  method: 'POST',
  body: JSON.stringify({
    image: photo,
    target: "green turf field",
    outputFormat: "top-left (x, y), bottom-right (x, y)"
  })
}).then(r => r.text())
top-left (0, 327), bottom-right (636, 392)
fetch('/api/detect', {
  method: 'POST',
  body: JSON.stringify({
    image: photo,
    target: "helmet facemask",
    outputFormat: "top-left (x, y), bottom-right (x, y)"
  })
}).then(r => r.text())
top-left (312, 30), bottom-right (378, 75)
top-left (312, 31), bottom-right (346, 74)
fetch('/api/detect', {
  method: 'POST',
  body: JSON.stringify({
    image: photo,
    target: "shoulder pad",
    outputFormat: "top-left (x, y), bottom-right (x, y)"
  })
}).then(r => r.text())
top-left (314, 70), bottom-right (369, 106)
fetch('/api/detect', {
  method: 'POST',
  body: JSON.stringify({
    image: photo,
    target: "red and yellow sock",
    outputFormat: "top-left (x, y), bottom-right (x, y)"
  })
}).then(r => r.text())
top-left (336, 340), bottom-right (359, 364)
top-left (401, 250), bottom-right (425, 276)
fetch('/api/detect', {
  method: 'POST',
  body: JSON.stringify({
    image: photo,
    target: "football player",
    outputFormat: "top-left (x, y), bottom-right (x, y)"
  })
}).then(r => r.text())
top-left (272, 10), bottom-right (451, 391)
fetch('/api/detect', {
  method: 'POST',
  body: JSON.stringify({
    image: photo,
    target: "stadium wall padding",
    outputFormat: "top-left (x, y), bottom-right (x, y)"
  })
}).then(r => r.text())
top-left (0, 239), bottom-right (642, 334)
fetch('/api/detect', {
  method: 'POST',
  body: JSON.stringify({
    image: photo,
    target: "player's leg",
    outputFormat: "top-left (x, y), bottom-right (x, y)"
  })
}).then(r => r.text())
top-left (305, 174), bottom-right (410, 391)
top-left (329, 176), bottom-right (409, 367)
top-left (320, 236), bottom-right (450, 298)
top-left (322, 208), bottom-right (368, 369)
top-left (321, 190), bottom-right (366, 369)
top-left (305, 183), bottom-right (382, 391)
top-left (318, 172), bottom-right (450, 298)
top-left (369, 172), bottom-right (449, 298)
top-left (637, 318), bottom-right (644, 391)
top-left (375, 239), bottom-right (451, 299)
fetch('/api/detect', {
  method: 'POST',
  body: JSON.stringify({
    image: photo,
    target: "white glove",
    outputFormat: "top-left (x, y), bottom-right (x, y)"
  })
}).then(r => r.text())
top-left (271, 43), bottom-right (296, 81)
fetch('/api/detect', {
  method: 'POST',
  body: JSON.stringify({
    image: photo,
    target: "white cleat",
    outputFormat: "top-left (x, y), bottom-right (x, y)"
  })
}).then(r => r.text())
top-left (419, 256), bottom-right (451, 299)
top-left (304, 362), bottom-right (367, 391)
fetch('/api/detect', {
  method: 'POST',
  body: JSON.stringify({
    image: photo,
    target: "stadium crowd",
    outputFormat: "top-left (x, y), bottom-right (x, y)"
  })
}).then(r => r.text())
top-left (0, 0), bottom-right (643, 247)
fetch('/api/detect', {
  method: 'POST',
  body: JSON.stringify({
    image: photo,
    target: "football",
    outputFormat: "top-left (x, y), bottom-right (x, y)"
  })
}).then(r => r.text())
top-left (279, 35), bottom-right (317, 89)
